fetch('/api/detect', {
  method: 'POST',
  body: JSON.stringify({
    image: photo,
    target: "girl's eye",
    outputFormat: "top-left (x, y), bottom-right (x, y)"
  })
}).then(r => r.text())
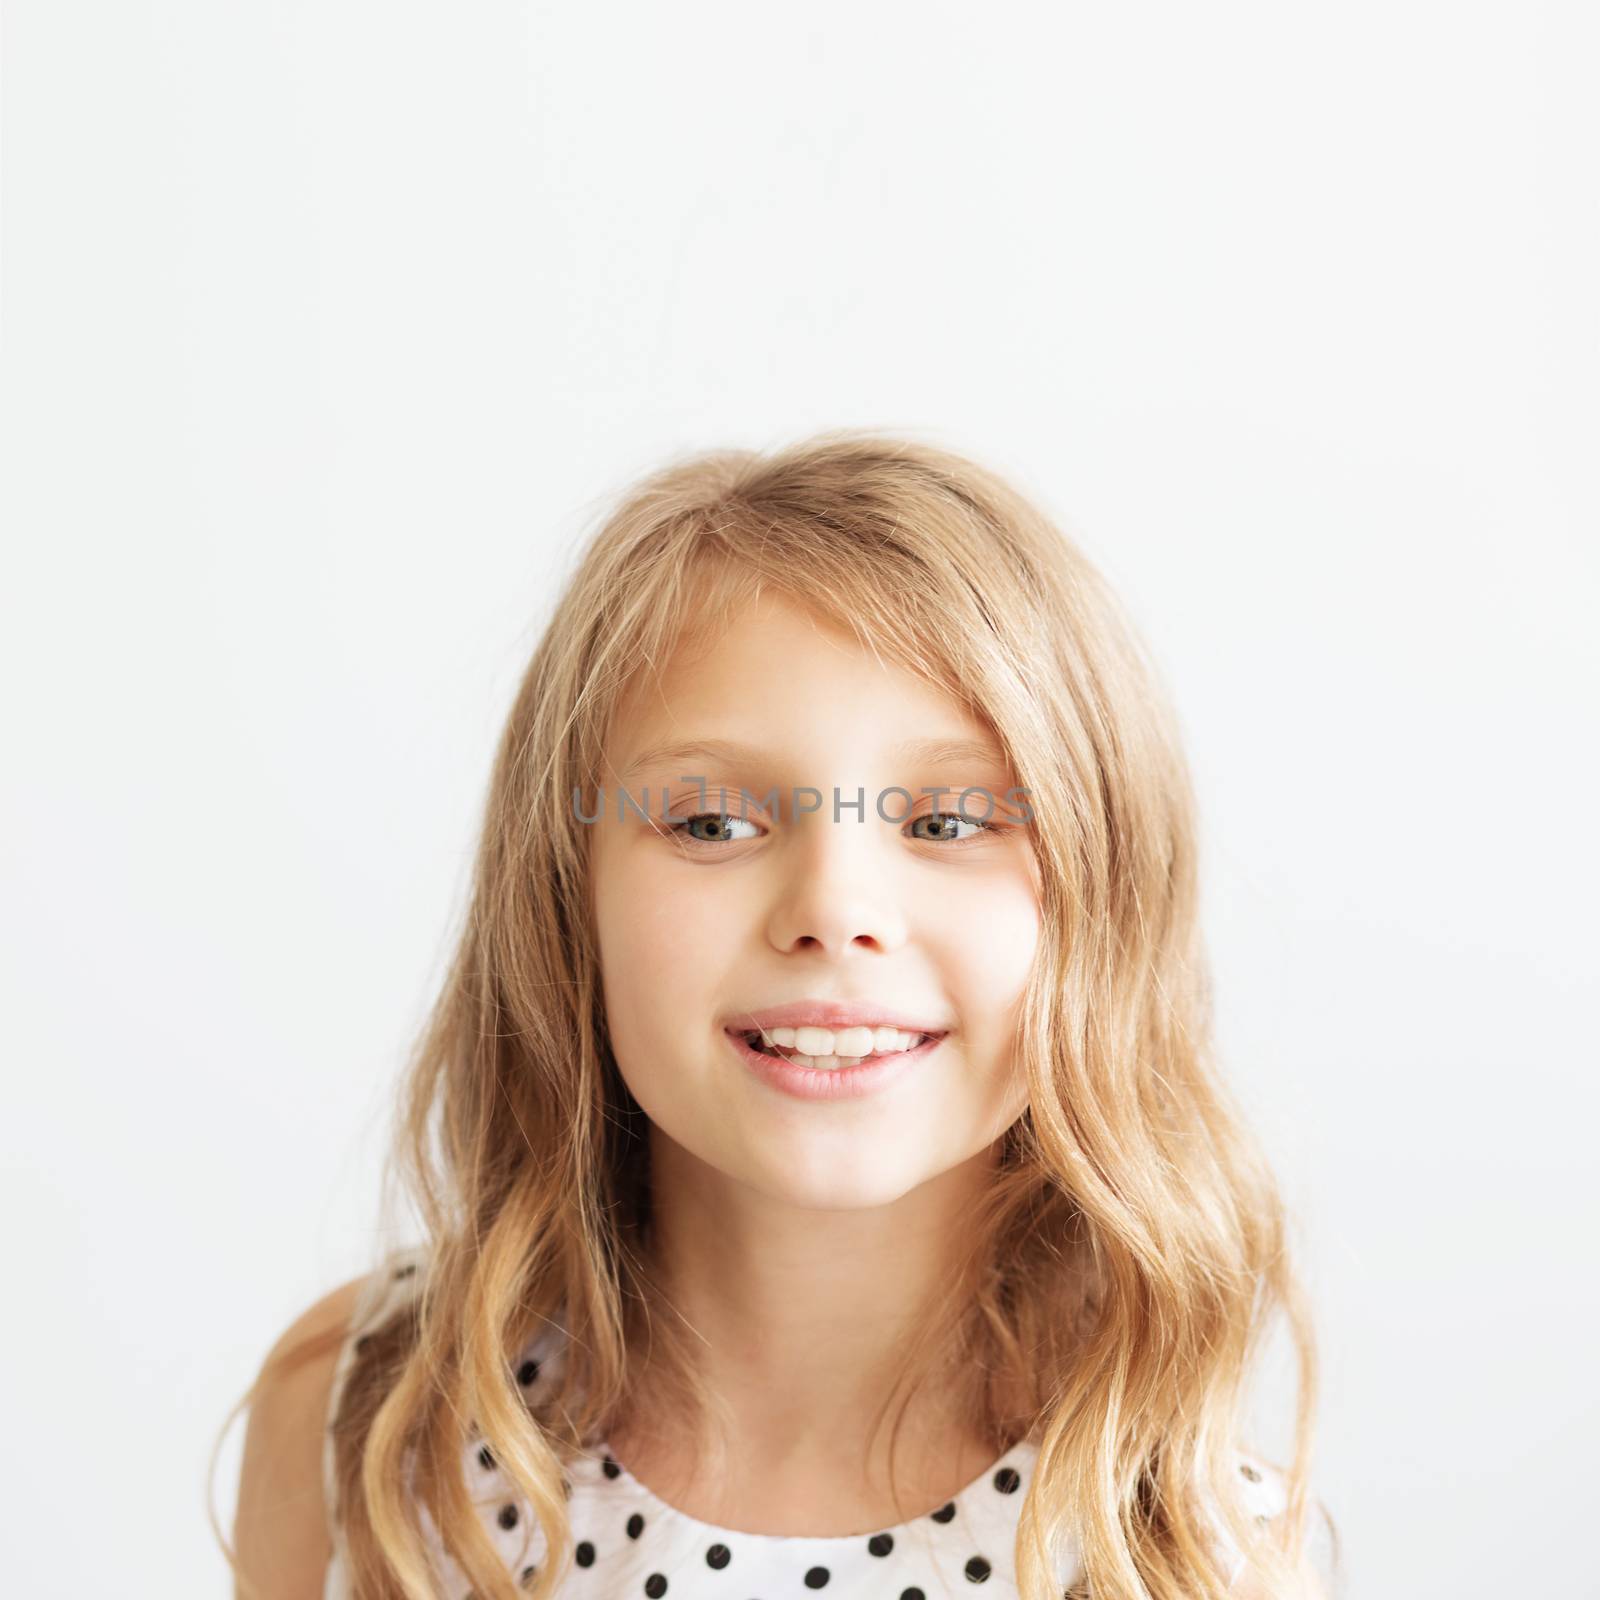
top-left (664, 811), bottom-right (762, 847)
top-left (907, 808), bottom-right (1003, 847)
top-left (661, 808), bottom-right (1009, 851)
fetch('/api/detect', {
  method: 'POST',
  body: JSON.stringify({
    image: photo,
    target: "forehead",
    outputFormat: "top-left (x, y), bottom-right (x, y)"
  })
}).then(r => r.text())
top-left (605, 589), bottom-right (995, 763)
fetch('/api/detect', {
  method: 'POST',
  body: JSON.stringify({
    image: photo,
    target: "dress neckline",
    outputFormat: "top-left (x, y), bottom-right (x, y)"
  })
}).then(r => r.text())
top-left (589, 1431), bottom-right (1037, 1547)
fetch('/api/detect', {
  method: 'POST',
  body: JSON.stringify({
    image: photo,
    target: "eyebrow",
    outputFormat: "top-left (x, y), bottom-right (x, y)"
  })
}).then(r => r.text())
top-left (617, 735), bottom-right (1008, 783)
top-left (617, 736), bottom-right (1004, 787)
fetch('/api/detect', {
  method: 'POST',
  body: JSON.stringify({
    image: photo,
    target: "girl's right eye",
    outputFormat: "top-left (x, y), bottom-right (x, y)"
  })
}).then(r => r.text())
top-left (662, 811), bottom-right (763, 849)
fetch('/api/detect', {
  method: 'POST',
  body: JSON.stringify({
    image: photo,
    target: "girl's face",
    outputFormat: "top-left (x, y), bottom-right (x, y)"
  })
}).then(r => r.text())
top-left (589, 590), bottom-right (1040, 1208)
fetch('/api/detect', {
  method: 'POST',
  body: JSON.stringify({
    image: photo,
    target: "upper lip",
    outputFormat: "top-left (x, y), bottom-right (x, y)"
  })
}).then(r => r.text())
top-left (723, 999), bottom-right (951, 1035)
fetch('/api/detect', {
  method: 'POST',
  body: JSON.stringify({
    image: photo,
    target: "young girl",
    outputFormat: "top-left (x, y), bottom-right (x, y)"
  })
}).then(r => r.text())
top-left (221, 430), bottom-right (1333, 1600)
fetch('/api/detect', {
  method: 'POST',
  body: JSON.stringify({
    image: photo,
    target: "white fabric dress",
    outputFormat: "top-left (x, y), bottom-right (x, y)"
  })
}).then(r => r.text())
top-left (322, 1247), bottom-right (1287, 1598)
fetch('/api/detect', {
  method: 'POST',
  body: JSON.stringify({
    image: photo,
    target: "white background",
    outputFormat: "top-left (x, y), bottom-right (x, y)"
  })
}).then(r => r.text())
top-left (3, 3), bottom-right (1597, 1595)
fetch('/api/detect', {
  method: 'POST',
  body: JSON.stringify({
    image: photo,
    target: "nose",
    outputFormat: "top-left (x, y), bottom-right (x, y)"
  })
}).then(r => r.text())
top-left (764, 797), bottom-right (910, 958)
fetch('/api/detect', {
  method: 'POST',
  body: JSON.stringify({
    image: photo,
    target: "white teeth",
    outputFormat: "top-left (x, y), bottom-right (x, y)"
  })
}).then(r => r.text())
top-left (749, 1024), bottom-right (931, 1069)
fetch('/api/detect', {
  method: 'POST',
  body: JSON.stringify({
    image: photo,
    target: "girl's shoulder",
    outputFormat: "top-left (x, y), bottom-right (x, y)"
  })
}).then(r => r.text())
top-left (233, 1271), bottom-right (377, 1600)
top-left (1210, 1449), bottom-right (1298, 1591)
top-left (320, 1243), bottom-right (577, 1599)
top-left (320, 1243), bottom-right (433, 1598)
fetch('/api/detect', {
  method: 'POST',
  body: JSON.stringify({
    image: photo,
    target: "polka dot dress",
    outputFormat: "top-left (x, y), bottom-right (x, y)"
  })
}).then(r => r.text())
top-left (323, 1248), bottom-right (1288, 1599)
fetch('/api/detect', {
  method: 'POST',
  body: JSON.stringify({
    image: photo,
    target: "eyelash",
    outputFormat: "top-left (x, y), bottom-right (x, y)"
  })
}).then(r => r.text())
top-left (660, 809), bottom-right (1013, 852)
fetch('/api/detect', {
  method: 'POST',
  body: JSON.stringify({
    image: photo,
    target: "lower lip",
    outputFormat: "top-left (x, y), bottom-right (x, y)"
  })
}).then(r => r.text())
top-left (725, 1028), bottom-right (945, 1101)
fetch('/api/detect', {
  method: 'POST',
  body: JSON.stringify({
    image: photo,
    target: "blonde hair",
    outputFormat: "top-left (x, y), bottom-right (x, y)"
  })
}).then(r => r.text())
top-left (212, 427), bottom-right (1335, 1599)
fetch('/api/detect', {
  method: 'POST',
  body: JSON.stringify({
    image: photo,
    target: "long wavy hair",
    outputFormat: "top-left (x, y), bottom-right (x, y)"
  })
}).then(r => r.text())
top-left (212, 428), bottom-right (1335, 1599)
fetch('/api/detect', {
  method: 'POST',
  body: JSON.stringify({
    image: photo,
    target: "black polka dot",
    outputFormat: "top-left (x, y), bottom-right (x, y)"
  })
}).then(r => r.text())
top-left (993, 1467), bottom-right (1021, 1494)
top-left (602, 1453), bottom-right (622, 1479)
top-left (706, 1544), bottom-right (731, 1569)
top-left (1240, 1463), bottom-right (1262, 1483)
top-left (517, 1358), bottom-right (541, 1386)
top-left (520, 1566), bottom-right (537, 1587)
top-left (627, 1512), bottom-right (645, 1539)
top-left (868, 1533), bottom-right (894, 1557)
top-left (393, 1263), bottom-right (416, 1279)
top-left (964, 1554), bottom-right (992, 1583)
top-left (644, 1575), bottom-right (668, 1598)
top-left (931, 1501), bottom-right (957, 1524)
top-left (804, 1566), bottom-right (831, 1588)
top-left (477, 1445), bottom-right (495, 1471)
top-left (497, 1503), bottom-right (519, 1530)
top-left (575, 1542), bottom-right (595, 1567)
top-left (900, 1589), bottom-right (926, 1600)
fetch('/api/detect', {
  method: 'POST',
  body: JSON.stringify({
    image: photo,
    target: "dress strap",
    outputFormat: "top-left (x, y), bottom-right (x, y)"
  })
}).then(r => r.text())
top-left (320, 1244), bottom-right (430, 1600)
top-left (1211, 1452), bottom-right (1291, 1591)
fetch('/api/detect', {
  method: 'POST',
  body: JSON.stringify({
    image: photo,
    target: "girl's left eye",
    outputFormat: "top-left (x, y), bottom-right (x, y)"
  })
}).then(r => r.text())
top-left (662, 809), bottom-right (1008, 851)
top-left (906, 809), bottom-right (1000, 846)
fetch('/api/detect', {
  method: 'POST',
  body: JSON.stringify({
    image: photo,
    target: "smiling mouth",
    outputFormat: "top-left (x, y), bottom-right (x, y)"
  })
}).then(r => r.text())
top-left (737, 1026), bottom-right (939, 1072)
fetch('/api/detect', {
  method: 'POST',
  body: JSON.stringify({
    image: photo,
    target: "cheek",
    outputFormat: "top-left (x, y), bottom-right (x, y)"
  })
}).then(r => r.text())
top-left (593, 845), bottom-right (726, 1048)
top-left (937, 866), bottom-right (1041, 1121)
top-left (947, 864), bottom-right (1042, 1012)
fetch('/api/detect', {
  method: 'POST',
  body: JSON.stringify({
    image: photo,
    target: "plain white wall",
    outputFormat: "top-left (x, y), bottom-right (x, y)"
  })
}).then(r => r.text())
top-left (3, 3), bottom-right (1596, 1594)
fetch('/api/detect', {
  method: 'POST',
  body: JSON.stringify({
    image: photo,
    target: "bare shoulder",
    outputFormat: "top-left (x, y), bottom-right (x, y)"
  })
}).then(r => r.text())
top-left (232, 1275), bottom-right (369, 1600)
